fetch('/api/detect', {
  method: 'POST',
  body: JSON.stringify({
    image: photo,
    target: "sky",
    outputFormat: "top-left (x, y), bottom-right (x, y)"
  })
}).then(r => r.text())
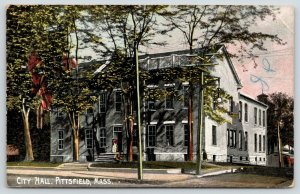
top-left (144, 6), bottom-right (294, 98)
top-left (72, 6), bottom-right (294, 98)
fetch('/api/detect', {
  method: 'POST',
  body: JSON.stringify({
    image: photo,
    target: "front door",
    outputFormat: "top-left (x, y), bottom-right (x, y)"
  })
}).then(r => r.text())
top-left (113, 126), bottom-right (123, 152)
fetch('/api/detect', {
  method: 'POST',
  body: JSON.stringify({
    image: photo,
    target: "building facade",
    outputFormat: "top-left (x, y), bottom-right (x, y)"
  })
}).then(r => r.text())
top-left (50, 46), bottom-right (268, 165)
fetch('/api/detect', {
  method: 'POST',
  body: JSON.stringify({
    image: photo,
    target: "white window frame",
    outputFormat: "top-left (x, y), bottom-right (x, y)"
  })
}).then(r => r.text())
top-left (85, 129), bottom-right (93, 149)
top-left (165, 86), bottom-right (174, 109)
top-left (115, 90), bottom-right (122, 112)
top-left (184, 124), bottom-right (189, 147)
top-left (165, 125), bottom-right (174, 146)
top-left (244, 103), bottom-right (248, 122)
top-left (99, 128), bottom-right (106, 148)
top-left (212, 125), bottom-right (217, 145)
top-left (99, 92), bottom-right (106, 113)
top-left (58, 130), bottom-right (64, 150)
top-left (147, 125), bottom-right (156, 147)
top-left (239, 131), bottom-right (243, 150)
top-left (254, 107), bottom-right (258, 125)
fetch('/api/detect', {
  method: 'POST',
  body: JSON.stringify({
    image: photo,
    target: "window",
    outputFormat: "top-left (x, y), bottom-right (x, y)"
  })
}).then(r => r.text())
top-left (263, 135), bottom-right (266, 152)
top-left (244, 103), bottom-right (248, 122)
top-left (165, 125), bottom-right (174, 146)
top-left (99, 128), bottom-right (106, 148)
top-left (233, 130), bottom-right (236, 147)
top-left (239, 101), bottom-right (243, 121)
top-left (184, 124), bottom-right (189, 147)
top-left (165, 91), bottom-right (174, 109)
top-left (227, 129), bottom-right (230, 147)
top-left (58, 130), bottom-right (64, 150)
top-left (148, 99), bottom-right (155, 110)
top-left (183, 86), bottom-right (189, 108)
top-left (86, 107), bottom-right (94, 115)
top-left (228, 129), bottom-right (236, 147)
top-left (263, 111), bottom-right (266, 127)
top-left (245, 132), bottom-right (248, 151)
top-left (99, 93), bottom-right (106, 113)
top-left (85, 129), bottom-right (93, 149)
top-left (133, 125), bottom-right (139, 147)
top-left (259, 109), bottom-right (262, 126)
top-left (113, 126), bottom-right (122, 139)
top-left (239, 131), bottom-right (243, 150)
top-left (229, 97), bottom-right (234, 113)
top-left (259, 135), bottom-right (262, 152)
top-left (212, 125), bottom-right (217, 145)
top-left (254, 133), bottom-right (257, 152)
top-left (115, 91), bottom-right (122, 112)
top-left (147, 125), bottom-right (156, 147)
top-left (254, 107), bottom-right (257, 125)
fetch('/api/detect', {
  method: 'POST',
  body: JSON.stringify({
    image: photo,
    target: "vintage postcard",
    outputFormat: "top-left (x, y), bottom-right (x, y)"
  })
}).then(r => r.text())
top-left (6, 5), bottom-right (294, 188)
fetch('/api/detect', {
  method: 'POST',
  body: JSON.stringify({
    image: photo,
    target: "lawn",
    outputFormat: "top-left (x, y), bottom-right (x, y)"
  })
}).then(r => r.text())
top-left (7, 161), bottom-right (62, 167)
top-left (90, 161), bottom-right (214, 170)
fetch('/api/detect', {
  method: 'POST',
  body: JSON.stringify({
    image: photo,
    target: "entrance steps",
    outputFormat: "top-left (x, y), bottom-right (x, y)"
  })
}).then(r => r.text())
top-left (95, 153), bottom-right (118, 163)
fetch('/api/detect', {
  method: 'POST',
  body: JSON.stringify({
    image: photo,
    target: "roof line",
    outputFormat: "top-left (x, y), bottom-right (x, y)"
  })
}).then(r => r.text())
top-left (220, 46), bottom-right (243, 89)
top-left (239, 92), bottom-right (268, 108)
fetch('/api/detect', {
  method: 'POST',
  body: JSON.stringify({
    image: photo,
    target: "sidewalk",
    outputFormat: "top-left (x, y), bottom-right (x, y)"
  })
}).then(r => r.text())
top-left (7, 162), bottom-right (236, 184)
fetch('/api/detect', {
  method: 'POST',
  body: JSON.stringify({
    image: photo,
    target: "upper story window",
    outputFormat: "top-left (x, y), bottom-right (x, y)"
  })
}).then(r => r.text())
top-left (244, 103), bottom-right (248, 122)
top-left (239, 101), bottom-right (243, 122)
top-left (86, 107), bottom-right (94, 115)
top-left (148, 98), bottom-right (156, 110)
top-left (229, 97), bottom-right (234, 113)
top-left (254, 107), bottom-right (258, 125)
top-left (183, 86), bottom-right (189, 108)
top-left (165, 87), bottom-right (174, 109)
top-left (99, 93), bottom-right (106, 113)
top-left (259, 109), bottom-right (262, 126)
top-left (263, 110), bottom-right (266, 127)
top-left (115, 91), bottom-right (122, 112)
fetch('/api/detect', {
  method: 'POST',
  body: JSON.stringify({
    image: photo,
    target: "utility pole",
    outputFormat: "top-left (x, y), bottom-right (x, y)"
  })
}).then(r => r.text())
top-left (196, 70), bottom-right (204, 175)
top-left (277, 121), bottom-right (282, 168)
top-left (135, 47), bottom-right (143, 180)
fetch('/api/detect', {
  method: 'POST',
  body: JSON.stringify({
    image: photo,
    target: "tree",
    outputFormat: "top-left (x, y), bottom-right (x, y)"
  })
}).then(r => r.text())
top-left (47, 5), bottom-right (99, 162)
top-left (6, 5), bottom-right (61, 161)
top-left (89, 5), bottom-right (169, 162)
top-left (259, 92), bottom-right (294, 148)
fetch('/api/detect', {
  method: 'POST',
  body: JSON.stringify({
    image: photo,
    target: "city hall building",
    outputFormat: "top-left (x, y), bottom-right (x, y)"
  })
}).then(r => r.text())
top-left (50, 45), bottom-right (268, 165)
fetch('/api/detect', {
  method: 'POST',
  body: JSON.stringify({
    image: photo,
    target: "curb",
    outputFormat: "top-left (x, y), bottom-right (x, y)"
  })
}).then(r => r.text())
top-left (87, 163), bottom-right (181, 174)
top-left (196, 168), bottom-right (237, 178)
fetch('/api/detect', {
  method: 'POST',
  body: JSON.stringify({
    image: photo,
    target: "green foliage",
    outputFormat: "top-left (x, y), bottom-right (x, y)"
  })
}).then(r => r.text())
top-left (264, 93), bottom-right (294, 147)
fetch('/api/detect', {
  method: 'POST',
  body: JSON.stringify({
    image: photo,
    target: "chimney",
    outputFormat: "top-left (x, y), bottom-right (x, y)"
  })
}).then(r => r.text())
top-left (257, 93), bottom-right (268, 104)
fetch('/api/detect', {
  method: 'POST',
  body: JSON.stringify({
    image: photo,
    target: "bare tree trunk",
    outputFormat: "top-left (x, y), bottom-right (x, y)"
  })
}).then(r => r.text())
top-left (73, 129), bottom-right (79, 162)
top-left (69, 112), bottom-right (80, 162)
top-left (22, 99), bottom-right (34, 161)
